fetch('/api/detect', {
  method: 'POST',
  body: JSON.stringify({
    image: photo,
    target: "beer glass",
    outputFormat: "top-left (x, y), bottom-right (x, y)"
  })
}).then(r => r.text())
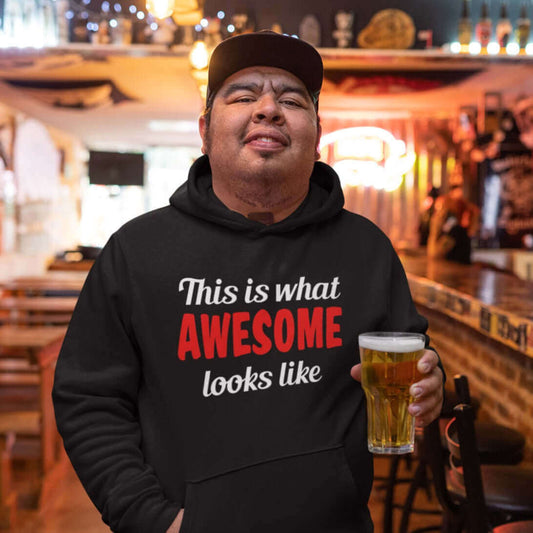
top-left (359, 332), bottom-right (425, 454)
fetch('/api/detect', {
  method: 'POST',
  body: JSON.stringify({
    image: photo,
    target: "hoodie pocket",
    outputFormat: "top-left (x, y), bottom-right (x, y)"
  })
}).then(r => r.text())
top-left (179, 445), bottom-right (371, 533)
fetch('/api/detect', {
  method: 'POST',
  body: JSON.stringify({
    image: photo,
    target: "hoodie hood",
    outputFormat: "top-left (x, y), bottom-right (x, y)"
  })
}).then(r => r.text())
top-left (170, 155), bottom-right (344, 235)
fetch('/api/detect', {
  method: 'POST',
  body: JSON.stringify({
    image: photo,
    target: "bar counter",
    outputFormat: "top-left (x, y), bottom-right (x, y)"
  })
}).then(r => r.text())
top-left (399, 250), bottom-right (533, 359)
top-left (399, 250), bottom-right (533, 460)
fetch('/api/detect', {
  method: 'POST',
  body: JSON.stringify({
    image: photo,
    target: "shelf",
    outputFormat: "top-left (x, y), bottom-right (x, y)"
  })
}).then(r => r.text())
top-left (2, 42), bottom-right (533, 65)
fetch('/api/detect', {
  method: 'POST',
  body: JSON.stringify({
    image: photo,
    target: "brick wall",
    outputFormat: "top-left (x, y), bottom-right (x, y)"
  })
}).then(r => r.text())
top-left (420, 304), bottom-right (533, 462)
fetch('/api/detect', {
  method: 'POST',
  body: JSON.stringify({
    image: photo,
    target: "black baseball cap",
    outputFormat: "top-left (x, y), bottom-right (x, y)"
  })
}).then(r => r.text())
top-left (206, 30), bottom-right (323, 107)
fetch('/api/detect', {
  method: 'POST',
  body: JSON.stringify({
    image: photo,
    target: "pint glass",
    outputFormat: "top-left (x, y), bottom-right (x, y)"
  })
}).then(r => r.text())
top-left (359, 332), bottom-right (425, 454)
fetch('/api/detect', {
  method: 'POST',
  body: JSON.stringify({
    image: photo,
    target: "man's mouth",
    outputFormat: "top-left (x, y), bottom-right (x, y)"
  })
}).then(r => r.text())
top-left (256, 137), bottom-right (279, 143)
top-left (244, 131), bottom-right (289, 149)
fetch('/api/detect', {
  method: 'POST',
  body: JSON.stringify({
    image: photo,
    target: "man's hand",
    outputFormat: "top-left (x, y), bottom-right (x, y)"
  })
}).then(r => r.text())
top-left (166, 509), bottom-right (184, 533)
top-left (351, 349), bottom-right (444, 427)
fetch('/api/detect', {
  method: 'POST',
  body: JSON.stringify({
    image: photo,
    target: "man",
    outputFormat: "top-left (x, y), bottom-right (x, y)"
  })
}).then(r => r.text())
top-left (53, 31), bottom-right (444, 533)
top-left (428, 170), bottom-right (479, 264)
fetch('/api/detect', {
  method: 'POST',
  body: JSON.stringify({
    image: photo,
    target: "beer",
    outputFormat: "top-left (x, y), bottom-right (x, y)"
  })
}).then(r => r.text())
top-left (359, 332), bottom-right (425, 454)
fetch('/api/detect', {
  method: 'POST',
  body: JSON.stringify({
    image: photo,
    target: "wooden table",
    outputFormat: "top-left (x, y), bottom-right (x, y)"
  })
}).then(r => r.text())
top-left (47, 259), bottom-right (94, 272)
top-left (0, 326), bottom-right (68, 356)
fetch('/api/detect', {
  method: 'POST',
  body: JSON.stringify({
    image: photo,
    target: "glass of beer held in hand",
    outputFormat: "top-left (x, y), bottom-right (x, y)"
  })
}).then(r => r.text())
top-left (359, 332), bottom-right (425, 454)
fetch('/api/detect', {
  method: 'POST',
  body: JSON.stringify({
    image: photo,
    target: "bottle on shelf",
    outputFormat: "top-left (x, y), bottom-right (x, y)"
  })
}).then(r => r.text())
top-left (458, 0), bottom-right (473, 46)
top-left (495, 1), bottom-right (512, 47)
top-left (516, 2), bottom-right (531, 49)
top-left (476, 0), bottom-right (493, 48)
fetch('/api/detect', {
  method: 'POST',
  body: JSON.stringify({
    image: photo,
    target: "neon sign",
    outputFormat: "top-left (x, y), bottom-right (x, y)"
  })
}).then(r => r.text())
top-left (319, 127), bottom-right (416, 192)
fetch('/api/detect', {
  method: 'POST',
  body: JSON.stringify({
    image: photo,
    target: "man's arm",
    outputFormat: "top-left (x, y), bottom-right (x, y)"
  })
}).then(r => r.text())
top-left (166, 509), bottom-right (184, 533)
top-left (53, 235), bottom-right (180, 533)
top-left (351, 245), bottom-right (445, 427)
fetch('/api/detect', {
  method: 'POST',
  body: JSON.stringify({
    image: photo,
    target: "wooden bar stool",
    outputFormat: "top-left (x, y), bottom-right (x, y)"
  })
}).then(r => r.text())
top-left (397, 375), bottom-right (526, 533)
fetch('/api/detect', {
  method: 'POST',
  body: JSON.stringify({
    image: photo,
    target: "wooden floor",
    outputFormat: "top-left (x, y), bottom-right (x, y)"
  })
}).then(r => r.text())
top-left (6, 455), bottom-right (443, 533)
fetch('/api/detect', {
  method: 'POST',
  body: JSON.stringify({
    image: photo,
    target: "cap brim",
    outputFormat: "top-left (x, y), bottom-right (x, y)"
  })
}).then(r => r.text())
top-left (207, 31), bottom-right (323, 104)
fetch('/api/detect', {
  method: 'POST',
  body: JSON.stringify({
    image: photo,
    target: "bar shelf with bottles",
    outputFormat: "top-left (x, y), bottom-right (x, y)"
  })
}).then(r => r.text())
top-left (453, 0), bottom-right (532, 55)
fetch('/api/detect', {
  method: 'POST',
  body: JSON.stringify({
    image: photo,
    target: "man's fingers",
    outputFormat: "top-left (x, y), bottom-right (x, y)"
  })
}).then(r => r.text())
top-left (409, 366), bottom-right (444, 426)
top-left (410, 366), bottom-right (443, 398)
top-left (417, 349), bottom-right (439, 374)
top-left (352, 349), bottom-right (444, 427)
top-left (351, 363), bottom-right (362, 382)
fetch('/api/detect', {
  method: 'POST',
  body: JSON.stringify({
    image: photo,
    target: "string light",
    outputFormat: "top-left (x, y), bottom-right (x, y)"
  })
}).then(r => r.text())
top-left (469, 41), bottom-right (481, 54)
top-left (506, 42), bottom-right (520, 55)
top-left (487, 42), bottom-right (500, 55)
top-left (145, 0), bottom-right (175, 19)
top-left (450, 41), bottom-right (461, 53)
top-left (189, 40), bottom-right (209, 70)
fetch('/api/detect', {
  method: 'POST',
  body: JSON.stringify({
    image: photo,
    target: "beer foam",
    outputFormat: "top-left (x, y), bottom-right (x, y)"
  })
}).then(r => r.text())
top-left (359, 335), bottom-right (424, 353)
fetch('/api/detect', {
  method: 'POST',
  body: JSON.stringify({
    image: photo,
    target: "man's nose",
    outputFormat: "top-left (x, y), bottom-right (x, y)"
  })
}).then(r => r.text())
top-left (252, 95), bottom-right (284, 124)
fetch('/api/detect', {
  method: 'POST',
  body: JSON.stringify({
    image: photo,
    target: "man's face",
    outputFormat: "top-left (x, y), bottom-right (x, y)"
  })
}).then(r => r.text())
top-left (199, 66), bottom-right (321, 209)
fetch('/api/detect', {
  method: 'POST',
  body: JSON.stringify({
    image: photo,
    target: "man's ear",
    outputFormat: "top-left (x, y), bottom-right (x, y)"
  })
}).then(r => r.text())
top-left (315, 120), bottom-right (322, 160)
top-left (199, 114), bottom-right (207, 155)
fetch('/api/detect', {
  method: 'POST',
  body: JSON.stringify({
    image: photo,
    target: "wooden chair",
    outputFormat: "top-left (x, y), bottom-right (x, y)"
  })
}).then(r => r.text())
top-left (0, 338), bottom-right (64, 521)
top-left (0, 358), bottom-right (40, 412)
top-left (396, 374), bottom-right (525, 533)
top-left (446, 404), bottom-right (533, 532)
top-left (0, 432), bottom-right (17, 529)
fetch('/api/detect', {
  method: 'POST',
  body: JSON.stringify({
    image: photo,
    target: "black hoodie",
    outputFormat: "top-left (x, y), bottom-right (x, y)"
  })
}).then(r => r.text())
top-left (53, 155), bottom-right (430, 533)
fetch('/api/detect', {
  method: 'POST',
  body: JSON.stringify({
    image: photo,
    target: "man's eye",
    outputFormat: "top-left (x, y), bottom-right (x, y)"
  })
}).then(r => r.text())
top-left (234, 96), bottom-right (255, 103)
top-left (281, 99), bottom-right (302, 107)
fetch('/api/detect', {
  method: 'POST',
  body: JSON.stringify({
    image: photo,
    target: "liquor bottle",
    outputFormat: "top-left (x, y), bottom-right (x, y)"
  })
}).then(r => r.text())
top-left (476, 0), bottom-right (492, 47)
top-left (55, 0), bottom-right (70, 45)
top-left (495, 2), bottom-right (512, 47)
top-left (458, 0), bottom-right (473, 45)
top-left (516, 2), bottom-right (531, 49)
